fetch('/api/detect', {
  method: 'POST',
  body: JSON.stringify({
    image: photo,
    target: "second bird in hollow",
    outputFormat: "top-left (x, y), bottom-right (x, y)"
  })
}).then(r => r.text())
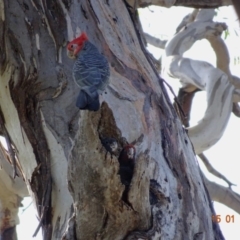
top-left (67, 32), bottom-right (110, 111)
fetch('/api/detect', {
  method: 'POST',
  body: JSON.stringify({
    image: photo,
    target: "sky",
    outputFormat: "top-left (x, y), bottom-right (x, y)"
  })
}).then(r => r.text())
top-left (16, 5), bottom-right (240, 240)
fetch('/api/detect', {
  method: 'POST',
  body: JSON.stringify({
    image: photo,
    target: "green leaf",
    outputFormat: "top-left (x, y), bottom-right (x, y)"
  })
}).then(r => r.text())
top-left (224, 29), bottom-right (230, 39)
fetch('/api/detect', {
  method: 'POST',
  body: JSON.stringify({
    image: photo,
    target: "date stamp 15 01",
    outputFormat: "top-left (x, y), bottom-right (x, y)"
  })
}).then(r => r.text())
top-left (212, 215), bottom-right (235, 223)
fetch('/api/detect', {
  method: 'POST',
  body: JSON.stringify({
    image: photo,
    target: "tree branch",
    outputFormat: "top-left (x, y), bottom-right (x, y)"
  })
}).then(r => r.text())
top-left (204, 174), bottom-right (240, 214)
top-left (164, 11), bottom-right (234, 154)
top-left (231, 0), bottom-right (240, 21)
top-left (174, 87), bottom-right (200, 127)
top-left (175, 9), bottom-right (199, 33)
top-left (198, 153), bottom-right (235, 187)
top-left (232, 102), bottom-right (240, 117)
top-left (126, 0), bottom-right (232, 8)
top-left (174, 0), bottom-right (231, 8)
top-left (144, 33), bottom-right (167, 49)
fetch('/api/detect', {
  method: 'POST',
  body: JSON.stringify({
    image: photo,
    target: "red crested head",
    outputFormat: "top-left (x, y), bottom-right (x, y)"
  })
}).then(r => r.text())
top-left (119, 145), bottom-right (136, 163)
top-left (67, 32), bottom-right (88, 58)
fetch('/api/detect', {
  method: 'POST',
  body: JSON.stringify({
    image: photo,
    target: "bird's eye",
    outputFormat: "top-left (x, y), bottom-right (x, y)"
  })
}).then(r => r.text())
top-left (70, 44), bottom-right (74, 49)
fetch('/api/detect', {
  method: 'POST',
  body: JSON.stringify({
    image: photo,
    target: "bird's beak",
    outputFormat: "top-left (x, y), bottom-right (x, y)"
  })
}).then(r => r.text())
top-left (67, 50), bottom-right (76, 59)
top-left (110, 142), bottom-right (118, 152)
top-left (127, 148), bottom-right (134, 159)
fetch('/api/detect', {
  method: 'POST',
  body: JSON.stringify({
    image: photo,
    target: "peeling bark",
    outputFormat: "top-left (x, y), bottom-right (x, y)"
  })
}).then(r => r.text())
top-left (164, 10), bottom-right (235, 154)
top-left (0, 143), bottom-right (28, 239)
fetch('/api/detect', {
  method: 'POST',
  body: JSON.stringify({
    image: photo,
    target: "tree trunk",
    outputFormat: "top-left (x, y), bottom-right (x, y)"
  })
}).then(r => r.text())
top-left (0, 0), bottom-right (225, 239)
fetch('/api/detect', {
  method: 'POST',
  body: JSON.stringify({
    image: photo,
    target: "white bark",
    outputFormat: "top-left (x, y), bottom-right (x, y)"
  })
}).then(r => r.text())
top-left (41, 111), bottom-right (73, 235)
top-left (175, 9), bottom-right (199, 33)
top-left (0, 143), bottom-right (28, 237)
top-left (144, 33), bottom-right (167, 49)
top-left (204, 175), bottom-right (240, 214)
top-left (164, 9), bottom-right (235, 154)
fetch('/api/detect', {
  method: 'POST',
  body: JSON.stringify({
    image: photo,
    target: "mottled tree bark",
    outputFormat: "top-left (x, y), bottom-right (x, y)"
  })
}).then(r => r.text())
top-left (0, 0), bottom-right (225, 239)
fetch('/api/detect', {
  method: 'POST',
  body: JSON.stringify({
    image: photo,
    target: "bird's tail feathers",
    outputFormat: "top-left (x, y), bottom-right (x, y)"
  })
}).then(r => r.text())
top-left (76, 86), bottom-right (100, 111)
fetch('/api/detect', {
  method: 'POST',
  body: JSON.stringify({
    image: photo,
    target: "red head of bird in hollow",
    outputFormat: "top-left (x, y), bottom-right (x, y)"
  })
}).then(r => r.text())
top-left (118, 144), bottom-right (136, 168)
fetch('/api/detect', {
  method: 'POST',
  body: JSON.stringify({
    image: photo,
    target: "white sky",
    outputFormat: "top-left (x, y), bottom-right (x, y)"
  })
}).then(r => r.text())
top-left (17, 5), bottom-right (240, 240)
top-left (17, 197), bottom-right (42, 240)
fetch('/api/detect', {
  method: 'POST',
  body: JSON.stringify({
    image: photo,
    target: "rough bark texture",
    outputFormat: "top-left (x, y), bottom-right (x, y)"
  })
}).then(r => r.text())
top-left (0, 0), bottom-right (225, 240)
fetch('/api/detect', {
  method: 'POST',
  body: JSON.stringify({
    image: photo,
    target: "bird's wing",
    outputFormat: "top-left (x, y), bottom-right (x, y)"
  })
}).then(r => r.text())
top-left (84, 55), bottom-right (110, 91)
top-left (73, 58), bottom-right (102, 88)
